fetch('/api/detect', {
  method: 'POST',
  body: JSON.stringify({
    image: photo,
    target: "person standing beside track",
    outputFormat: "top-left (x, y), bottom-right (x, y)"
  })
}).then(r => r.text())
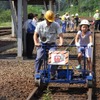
top-left (70, 14), bottom-right (75, 32)
top-left (74, 13), bottom-right (80, 31)
top-left (75, 19), bottom-right (93, 76)
top-left (33, 14), bottom-right (38, 27)
top-left (61, 15), bottom-right (67, 33)
top-left (34, 10), bottom-right (63, 78)
top-left (23, 13), bottom-right (35, 59)
top-left (93, 10), bottom-right (100, 31)
top-left (55, 13), bottom-right (62, 27)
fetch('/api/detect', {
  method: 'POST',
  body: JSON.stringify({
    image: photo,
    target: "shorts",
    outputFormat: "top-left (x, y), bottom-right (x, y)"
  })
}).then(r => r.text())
top-left (77, 47), bottom-right (92, 58)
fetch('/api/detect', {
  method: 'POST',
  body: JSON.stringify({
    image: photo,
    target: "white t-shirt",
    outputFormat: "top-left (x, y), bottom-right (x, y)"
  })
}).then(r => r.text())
top-left (77, 31), bottom-right (92, 57)
top-left (77, 30), bottom-right (92, 45)
top-left (35, 20), bottom-right (62, 43)
top-left (93, 13), bottom-right (100, 20)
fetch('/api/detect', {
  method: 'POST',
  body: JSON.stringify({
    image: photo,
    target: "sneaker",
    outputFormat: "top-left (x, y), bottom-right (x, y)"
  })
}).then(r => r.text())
top-left (76, 65), bottom-right (81, 70)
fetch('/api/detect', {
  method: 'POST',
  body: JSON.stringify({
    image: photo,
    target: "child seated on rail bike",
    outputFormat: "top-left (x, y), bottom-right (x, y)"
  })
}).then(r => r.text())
top-left (75, 19), bottom-right (93, 76)
top-left (34, 10), bottom-right (63, 79)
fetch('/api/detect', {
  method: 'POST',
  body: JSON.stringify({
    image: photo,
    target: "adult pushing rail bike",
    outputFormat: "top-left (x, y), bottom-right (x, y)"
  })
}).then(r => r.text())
top-left (33, 10), bottom-right (94, 89)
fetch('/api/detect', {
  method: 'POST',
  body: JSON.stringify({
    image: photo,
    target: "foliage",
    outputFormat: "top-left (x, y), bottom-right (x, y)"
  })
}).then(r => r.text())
top-left (0, 1), bottom-right (11, 24)
top-left (0, 10), bottom-right (11, 23)
top-left (0, 0), bottom-right (100, 25)
top-left (27, 5), bottom-right (43, 15)
top-left (0, 22), bottom-right (11, 27)
top-left (0, 1), bottom-right (10, 10)
top-left (0, 5), bottom-right (43, 25)
top-left (59, 0), bottom-right (100, 17)
top-left (42, 88), bottom-right (52, 100)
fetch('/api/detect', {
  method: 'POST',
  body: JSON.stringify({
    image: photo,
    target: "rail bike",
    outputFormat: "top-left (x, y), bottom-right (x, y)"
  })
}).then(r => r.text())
top-left (34, 43), bottom-right (94, 88)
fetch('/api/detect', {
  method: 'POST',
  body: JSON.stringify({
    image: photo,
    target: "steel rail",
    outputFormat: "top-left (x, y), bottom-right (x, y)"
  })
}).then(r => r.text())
top-left (26, 31), bottom-right (95, 100)
top-left (26, 87), bottom-right (38, 100)
top-left (0, 27), bottom-right (11, 36)
top-left (87, 29), bottom-right (95, 100)
top-left (26, 33), bottom-right (76, 100)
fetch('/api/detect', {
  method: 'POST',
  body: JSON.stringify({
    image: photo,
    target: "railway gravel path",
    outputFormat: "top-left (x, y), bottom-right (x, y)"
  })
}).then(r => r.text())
top-left (0, 31), bottom-right (100, 100)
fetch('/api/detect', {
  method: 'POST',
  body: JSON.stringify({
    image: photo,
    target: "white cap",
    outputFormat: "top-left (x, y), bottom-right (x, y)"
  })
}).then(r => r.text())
top-left (80, 19), bottom-right (90, 26)
top-left (75, 13), bottom-right (78, 16)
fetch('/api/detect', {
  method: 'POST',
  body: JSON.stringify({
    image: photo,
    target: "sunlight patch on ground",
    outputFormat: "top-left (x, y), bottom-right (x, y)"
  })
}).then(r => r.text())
top-left (0, 22), bottom-right (11, 27)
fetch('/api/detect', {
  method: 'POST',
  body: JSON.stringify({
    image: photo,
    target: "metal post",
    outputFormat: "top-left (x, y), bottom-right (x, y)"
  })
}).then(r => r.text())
top-left (11, 16), bottom-right (15, 37)
top-left (43, 0), bottom-right (48, 11)
top-left (17, 0), bottom-right (23, 58)
top-left (58, 0), bottom-right (60, 12)
top-left (49, 0), bottom-right (52, 10)
top-left (9, 0), bottom-right (17, 37)
top-left (23, 0), bottom-right (28, 56)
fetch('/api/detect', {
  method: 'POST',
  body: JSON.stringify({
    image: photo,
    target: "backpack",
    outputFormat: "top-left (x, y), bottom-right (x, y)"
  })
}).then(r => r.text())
top-left (27, 21), bottom-right (35, 33)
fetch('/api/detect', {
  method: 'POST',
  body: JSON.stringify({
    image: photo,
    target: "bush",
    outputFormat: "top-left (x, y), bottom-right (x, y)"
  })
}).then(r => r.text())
top-left (0, 5), bottom-right (44, 24)
top-left (27, 5), bottom-right (44, 16)
top-left (0, 10), bottom-right (11, 23)
top-left (0, 1), bottom-right (10, 10)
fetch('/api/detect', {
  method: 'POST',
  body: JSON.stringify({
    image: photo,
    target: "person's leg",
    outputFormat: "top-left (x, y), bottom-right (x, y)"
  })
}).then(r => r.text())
top-left (77, 53), bottom-right (82, 65)
top-left (98, 20), bottom-right (100, 31)
top-left (87, 57), bottom-right (92, 71)
top-left (76, 47), bottom-right (82, 69)
top-left (71, 22), bottom-right (74, 31)
top-left (95, 20), bottom-right (98, 30)
top-left (85, 47), bottom-right (92, 72)
top-left (26, 33), bottom-right (30, 58)
top-left (87, 57), bottom-right (93, 76)
top-left (29, 34), bottom-right (34, 58)
top-left (35, 47), bottom-right (44, 73)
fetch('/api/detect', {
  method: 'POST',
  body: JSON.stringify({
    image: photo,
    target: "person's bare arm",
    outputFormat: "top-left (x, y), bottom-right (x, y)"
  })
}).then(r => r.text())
top-left (34, 32), bottom-right (40, 46)
top-left (89, 34), bottom-right (93, 43)
top-left (58, 33), bottom-right (63, 46)
top-left (75, 34), bottom-right (79, 44)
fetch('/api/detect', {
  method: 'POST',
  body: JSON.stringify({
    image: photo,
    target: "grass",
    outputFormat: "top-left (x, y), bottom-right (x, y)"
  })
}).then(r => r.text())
top-left (42, 88), bottom-right (52, 100)
top-left (0, 22), bottom-right (11, 27)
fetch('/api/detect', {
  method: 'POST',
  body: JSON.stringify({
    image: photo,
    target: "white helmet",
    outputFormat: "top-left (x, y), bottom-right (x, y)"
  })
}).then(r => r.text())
top-left (80, 19), bottom-right (90, 26)
top-left (96, 10), bottom-right (99, 13)
top-left (75, 13), bottom-right (78, 16)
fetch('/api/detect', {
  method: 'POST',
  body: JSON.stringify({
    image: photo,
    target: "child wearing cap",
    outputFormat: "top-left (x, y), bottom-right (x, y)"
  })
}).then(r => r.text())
top-left (75, 19), bottom-right (93, 76)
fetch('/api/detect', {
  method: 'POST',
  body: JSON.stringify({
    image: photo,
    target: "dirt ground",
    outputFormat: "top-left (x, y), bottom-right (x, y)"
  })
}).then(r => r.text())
top-left (0, 59), bottom-right (35, 100)
top-left (0, 32), bottom-right (100, 100)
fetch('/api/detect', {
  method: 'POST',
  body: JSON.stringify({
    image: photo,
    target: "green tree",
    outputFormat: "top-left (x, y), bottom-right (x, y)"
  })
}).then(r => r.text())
top-left (0, 1), bottom-right (10, 10)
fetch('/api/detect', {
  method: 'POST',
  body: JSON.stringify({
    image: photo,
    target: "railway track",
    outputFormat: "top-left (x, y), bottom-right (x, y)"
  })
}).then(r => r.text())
top-left (1, 27), bottom-right (99, 100)
top-left (0, 27), bottom-right (11, 36)
top-left (93, 31), bottom-right (100, 100)
top-left (0, 27), bottom-right (97, 100)
top-left (26, 32), bottom-right (76, 100)
top-left (0, 27), bottom-right (17, 53)
top-left (26, 31), bottom-right (95, 100)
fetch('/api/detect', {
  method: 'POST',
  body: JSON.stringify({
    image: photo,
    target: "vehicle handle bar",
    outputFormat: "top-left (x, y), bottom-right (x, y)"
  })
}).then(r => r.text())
top-left (36, 44), bottom-right (93, 47)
